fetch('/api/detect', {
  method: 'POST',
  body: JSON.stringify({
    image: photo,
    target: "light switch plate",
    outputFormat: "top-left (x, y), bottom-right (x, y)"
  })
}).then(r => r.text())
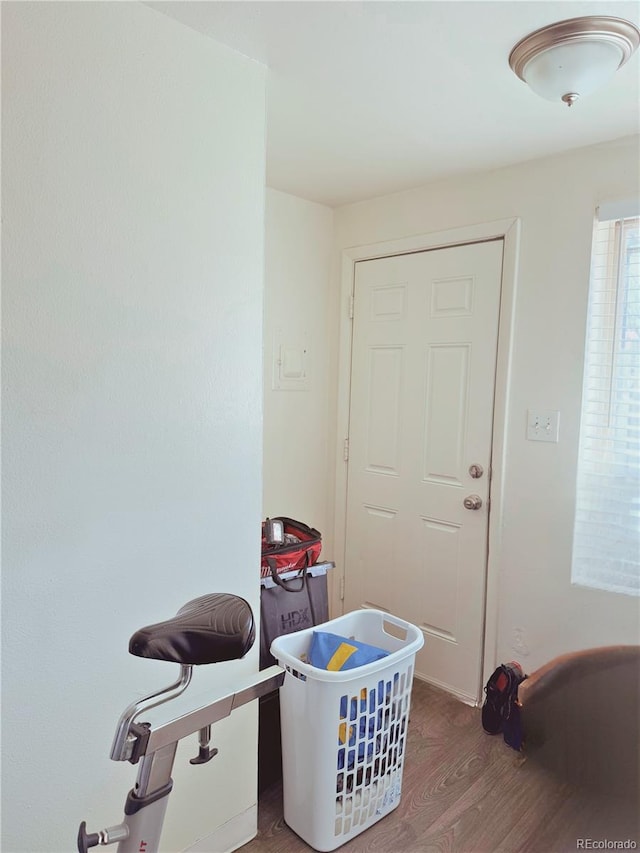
top-left (526, 409), bottom-right (560, 442)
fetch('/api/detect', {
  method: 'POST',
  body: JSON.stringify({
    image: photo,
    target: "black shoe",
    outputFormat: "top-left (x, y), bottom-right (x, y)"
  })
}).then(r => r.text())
top-left (502, 673), bottom-right (527, 752)
top-left (481, 662), bottom-right (523, 735)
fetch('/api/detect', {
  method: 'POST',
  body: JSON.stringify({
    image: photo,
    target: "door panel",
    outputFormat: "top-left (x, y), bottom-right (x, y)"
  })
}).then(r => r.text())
top-left (366, 346), bottom-right (403, 474)
top-left (344, 240), bottom-right (503, 701)
top-left (423, 343), bottom-right (470, 483)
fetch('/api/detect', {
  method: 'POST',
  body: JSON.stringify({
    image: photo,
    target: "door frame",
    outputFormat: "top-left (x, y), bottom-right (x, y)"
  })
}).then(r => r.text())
top-left (332, 217), bottom-right (520, 705)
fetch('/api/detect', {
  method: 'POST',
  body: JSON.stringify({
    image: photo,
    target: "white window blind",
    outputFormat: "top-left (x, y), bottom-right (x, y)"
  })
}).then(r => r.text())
top-left (572, 214), bottom-right (640, 596)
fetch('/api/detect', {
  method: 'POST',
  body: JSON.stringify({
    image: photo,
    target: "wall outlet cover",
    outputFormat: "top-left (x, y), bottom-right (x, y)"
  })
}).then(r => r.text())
top-left (526, 409), bottom-right (560, 443)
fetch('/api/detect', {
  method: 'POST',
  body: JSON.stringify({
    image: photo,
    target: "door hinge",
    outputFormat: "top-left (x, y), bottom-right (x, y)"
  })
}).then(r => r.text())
top-left (339, 575), bottom-right (345, 601)
top-left (343, 437), bottom-right (349, 462)
top-left (348, 293), bottom-right (354, 320)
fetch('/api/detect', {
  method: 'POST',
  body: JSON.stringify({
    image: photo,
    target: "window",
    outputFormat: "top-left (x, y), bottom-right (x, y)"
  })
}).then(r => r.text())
top-left (572, 212), bottom-right (640, 596)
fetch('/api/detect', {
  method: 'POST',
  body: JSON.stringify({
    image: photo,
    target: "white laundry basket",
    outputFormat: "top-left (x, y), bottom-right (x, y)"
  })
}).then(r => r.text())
top-left (270, 609), bottom-right (424, 852)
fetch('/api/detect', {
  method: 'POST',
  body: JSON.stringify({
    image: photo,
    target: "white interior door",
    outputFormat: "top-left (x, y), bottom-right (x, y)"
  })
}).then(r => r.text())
top-left (344, 239), bottom-right (503, 702)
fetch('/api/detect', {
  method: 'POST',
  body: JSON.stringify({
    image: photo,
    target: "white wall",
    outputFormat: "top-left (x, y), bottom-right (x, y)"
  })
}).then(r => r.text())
top-left (332, 135), bottom-right (640, 673)
top-left (263, 189), bottom-right (334, 552)
top-left (2, 4), bottom-right (266, 852)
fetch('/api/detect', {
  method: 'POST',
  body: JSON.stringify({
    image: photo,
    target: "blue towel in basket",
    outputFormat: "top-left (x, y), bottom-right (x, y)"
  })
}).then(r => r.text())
top-left (308, 631), bottom-right (389, 672)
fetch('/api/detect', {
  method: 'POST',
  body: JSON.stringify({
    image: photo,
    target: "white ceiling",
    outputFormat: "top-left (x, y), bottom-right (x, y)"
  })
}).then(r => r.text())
top-left (149, 1), bottom-right (640, 207)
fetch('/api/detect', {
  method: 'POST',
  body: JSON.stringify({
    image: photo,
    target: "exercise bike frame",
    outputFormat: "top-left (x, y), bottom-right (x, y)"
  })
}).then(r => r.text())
top-left (78, 664), bottom-right (284, 853)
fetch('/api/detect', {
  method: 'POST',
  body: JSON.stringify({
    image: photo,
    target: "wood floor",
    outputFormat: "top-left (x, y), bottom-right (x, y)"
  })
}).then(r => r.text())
top-left (243, 679), bottom-right (639, 853)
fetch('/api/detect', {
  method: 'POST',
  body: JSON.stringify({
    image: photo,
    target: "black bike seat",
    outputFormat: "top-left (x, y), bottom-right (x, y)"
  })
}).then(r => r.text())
top-left (128, 593), bottom-right (255, 665)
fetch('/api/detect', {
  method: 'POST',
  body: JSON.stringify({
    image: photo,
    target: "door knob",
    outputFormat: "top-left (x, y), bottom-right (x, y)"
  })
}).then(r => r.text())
top-left (463, 494), bottom-right (483, 510)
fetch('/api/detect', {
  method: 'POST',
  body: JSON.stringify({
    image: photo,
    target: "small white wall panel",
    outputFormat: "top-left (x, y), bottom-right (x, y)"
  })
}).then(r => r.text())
top-left (272, 328), bottom-right (310, 390)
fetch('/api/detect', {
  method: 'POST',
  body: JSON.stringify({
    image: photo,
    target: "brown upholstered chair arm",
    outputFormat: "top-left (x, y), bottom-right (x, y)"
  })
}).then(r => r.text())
top-left (517, 645), bottom-right (640, 706)
top-left (516, 644), bottom-right (640, 800)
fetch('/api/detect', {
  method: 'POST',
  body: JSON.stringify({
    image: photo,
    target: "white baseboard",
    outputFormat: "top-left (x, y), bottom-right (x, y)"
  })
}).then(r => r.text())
top-left (182, 804), bottom-right (258, 853)
top-left (414, 671), bottom-right (478, 707)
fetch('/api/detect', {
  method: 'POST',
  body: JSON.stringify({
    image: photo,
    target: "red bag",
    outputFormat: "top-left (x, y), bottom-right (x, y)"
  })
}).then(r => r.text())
top-left (261, 517), bottom-right (322, 579)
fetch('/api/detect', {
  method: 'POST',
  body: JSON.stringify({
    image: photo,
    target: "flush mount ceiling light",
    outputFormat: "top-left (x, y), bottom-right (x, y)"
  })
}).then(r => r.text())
top-left (509, 16), bottom-right (640, 106)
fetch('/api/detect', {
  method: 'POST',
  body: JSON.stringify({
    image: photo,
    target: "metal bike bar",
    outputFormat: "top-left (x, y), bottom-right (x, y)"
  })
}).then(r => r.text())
top-left (145, 665), bottom-right (284, 755)
top-left (110, 665), bottom-right (193, 762)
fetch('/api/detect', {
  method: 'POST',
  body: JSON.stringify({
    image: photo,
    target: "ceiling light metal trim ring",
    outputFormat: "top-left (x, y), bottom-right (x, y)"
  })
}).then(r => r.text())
top-left (509, 16), bottom-right (640, 80)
